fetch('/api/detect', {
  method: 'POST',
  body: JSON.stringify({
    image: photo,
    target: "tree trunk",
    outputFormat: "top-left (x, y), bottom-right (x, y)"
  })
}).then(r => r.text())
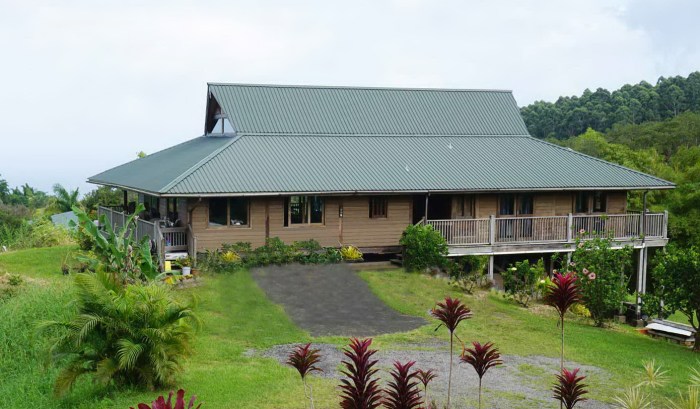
top-left (447, 333), bottom-right (453, 409)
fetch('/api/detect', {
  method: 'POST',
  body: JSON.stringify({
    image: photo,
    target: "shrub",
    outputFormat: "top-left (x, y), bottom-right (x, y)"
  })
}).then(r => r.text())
top-left (553, 368), bottom-right (588, 409)
top-left (502, 259), bottom-right (545, 307)
top-left (339, 338), bottom-right (382, 409)
top-left (572, 235), bottom-right (633, 326)
top-left (40, 272), bottom-right (198, 395)
top-left (287, 343), bottom-right (322, 409)
top-left (0, 217), bottom-right (72, 250)
top-left (130, 389), bottom-right (202, 409)
top-left (400, 224), bottom-right (448, 272)
top-left (544, 272), bottom-right (582, 371)
top-left (431, 297), bottom-right (472, 408)
top-left (416, 369), bottom-right (437, 408)
top-left (340, 245), bottom-right (363, 261)
top-left (461, 341), bottom-right (502, 409)
top-left (384, 361), bottom-right (423, 409)
top-left (450, 256), bottom-right (490, 294)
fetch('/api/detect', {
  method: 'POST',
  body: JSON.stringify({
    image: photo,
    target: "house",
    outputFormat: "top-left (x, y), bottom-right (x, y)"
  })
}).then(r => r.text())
top-left (88, 83), bottom-right (674, 291)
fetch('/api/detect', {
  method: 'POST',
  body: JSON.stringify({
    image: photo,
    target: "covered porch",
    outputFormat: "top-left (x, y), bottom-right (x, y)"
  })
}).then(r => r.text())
top-left (97, 205), bottom-right (194, 265)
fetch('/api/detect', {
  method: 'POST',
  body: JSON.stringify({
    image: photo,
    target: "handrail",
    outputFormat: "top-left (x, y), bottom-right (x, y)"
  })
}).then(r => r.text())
top-left (427, 212), bottom-right (668, 246)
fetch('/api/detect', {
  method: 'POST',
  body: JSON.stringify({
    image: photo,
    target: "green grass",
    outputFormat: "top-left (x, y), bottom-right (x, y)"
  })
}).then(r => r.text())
top-left (1, 247), bottom-right (698, 407)
top-left (0, 245), bottom-right (76, 278)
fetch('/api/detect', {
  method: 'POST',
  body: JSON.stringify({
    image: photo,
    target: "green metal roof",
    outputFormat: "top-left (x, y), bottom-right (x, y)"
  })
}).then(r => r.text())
top-left (208, 83), bottom-right (530, 136)
top-left (88, 84), bottom-right (674, 195)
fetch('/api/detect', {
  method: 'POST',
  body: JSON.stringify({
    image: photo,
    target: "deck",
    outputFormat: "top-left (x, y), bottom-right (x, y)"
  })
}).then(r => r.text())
top-left (428, 212), bottom-right (668, 256)
top-left (97, 206), bottom-right (193, 264)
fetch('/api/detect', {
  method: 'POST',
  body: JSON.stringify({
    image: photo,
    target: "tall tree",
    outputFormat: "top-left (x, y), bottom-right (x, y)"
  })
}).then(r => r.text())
top-left (52, 183), bottom-right (80, 212)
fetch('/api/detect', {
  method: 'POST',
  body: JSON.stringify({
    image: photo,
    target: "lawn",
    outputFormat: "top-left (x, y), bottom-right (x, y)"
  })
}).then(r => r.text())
top-left (0, 247), bottom-right (697, 408)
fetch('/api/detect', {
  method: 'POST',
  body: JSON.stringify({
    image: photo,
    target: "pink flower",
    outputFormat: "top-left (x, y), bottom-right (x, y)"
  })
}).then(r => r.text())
top-left (579, 229), bottom-right (586, 234)
top-left (588, 272), bottom-right (596, 280)
top-left (569, 262), bottom-right (576, 267)
top-left (582, 268), bottom-right (589, 275)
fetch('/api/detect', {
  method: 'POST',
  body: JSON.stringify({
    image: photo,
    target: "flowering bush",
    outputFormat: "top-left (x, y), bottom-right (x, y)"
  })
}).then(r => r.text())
top-left (571, 235), bottom-right (633, 326)
top-left (501, 258), bottom-right (546, 307)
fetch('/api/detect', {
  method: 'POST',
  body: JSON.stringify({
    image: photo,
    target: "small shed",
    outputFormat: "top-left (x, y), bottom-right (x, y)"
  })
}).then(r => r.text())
top-left (50, 211), bottom-right (78, 229)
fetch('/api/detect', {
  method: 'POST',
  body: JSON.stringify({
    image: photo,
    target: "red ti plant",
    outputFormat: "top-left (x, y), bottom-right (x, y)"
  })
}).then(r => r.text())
top-left (130, 389), bottom-right (202, 409)
top-left (553, 368), bottom-right (588, 409)
top-left (339, 338), bottom-right (383, 409)
top-left (384, 361), bottom-right (423, 409)
top-left (543, 272), bottom-right (582, 371)
top-left (287, 343), bottom-right (323, 409)
top-left (431, 296), bottom-right (472, 409)
top-left (416, 369), bottom-right (438, 408)
top-left (460, 341), bottom-right (502, 409)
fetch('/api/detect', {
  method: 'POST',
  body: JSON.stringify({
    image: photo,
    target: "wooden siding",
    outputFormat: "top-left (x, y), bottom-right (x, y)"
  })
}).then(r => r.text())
top-left (190, 195), bottom-right (412, 251)
top-left (188, 192), bottom-right (629, 252)
top-left (342, 196), bottom-right (412, 247)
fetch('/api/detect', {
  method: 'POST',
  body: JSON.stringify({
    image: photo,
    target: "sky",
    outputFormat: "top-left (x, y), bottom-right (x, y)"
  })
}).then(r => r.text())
top-left (0, 0), bottom-right (698, 195)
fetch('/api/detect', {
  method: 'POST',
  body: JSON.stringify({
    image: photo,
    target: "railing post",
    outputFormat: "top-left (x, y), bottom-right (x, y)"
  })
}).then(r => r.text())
top-left (489, 215), bottom-right (496, 245)
top-left (662, 210), bottom-right (668, 238)
top-left (566, 213), bottom-right (573, 243)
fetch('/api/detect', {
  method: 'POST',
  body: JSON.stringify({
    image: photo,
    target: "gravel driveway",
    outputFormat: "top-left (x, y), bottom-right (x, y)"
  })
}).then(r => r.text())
top-left (250, 263), bottom-right (425, 337)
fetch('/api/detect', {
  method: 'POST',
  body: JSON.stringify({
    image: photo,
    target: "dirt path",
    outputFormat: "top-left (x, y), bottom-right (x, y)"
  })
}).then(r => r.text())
top-left (250, 264), bottom-right (426, 337)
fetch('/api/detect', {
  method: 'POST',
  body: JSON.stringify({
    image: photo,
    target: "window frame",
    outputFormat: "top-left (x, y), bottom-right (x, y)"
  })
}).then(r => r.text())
top-left (574, 192), bottom-right (590, 214)
top-left (369, 196), bottom-right (388, 219)
top-left (456, 195), bottom-right (475, 218)
top-left (592, 191), bottom-right (608, 213)
top-left (287, 195), bottom-right (325, 226)
top-left (207, 197), bottom-right (250, 228)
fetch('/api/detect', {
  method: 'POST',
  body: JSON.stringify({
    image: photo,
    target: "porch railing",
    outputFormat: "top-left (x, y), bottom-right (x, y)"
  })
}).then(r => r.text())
top-left (428, 212), bottom-right (668, 246)
top-left (97, 206), bottom-right (189, 264)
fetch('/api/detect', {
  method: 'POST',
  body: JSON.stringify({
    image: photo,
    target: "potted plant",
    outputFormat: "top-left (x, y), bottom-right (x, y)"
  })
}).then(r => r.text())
top-left (180, 256), bottom-right (192, 276)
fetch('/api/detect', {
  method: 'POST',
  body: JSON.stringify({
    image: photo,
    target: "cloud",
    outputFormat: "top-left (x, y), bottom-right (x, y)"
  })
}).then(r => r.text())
top-left (0, 0), bottom-right (696, 193)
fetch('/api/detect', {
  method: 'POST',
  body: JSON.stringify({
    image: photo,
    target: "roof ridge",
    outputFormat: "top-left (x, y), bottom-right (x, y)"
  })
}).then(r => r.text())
top-left (160, 136), bottom-right (243, 193)
top-left (236, 132), bottom-right (531, 138)
top-left (207, 82), bottom-right (513, 93)
top-left (527, 136), bottom-right (675, 187)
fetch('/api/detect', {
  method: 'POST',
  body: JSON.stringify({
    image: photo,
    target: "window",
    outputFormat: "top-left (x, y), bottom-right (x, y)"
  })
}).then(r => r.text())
top-left (574, 192), bottom-right (590, 213)
top-left (369, 197), bottom-right (388, 218)
top-left (592, 191), bottom-right (607, 212)
top-left (456, 195), bottom-right (474, 218)
top-left (287, 196), bottom-right (324, 225)
top-left (499, 194), bottom-right (515, 216)
top-left (208, 197), bottom-right (249, 227)
top-left (519, 194), bottom-right (534, 215)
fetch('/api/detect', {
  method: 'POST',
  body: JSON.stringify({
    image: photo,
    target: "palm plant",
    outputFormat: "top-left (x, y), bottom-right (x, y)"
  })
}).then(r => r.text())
top-left (612, 386), bottom-right (651, 409)
top-left (131, 389), bottom-right (202, 409)
top-left (460, 341), bottom-right (502, 409)
top-left (287, 343), bottom-right (322, 409)
top-left (667, 387), bottom-right (700, 409)
top-left (553, 368), bottom-right (588, 409)
top-left (416, 369), bottom-right (437, 408)
top-left (339, 338), bottom-right (383, 409)
top-left (431, 296), bottom-right (472, 409)
top-left (384, 361), bottom-right (423, 409)
top-left (52, 183), bottom-right (79, 212)
top-left (638, 359), bottom-right (669, 388)
top-left (40, 272), bottom-right (199, 396)
top-left (544, 272), bottom-right (581, 371)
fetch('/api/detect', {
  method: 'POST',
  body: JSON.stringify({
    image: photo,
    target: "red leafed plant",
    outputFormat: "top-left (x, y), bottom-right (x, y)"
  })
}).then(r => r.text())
top-left (544, 272), bottom-right (582, 371)
top-left (130, 389), bottom-right (201, 409)
top-left (431, 297), bottom-right (472, 409)
top-left (384, 361), bottom-right (423, 409)
top-left (553, 368), bottom-right (588, 409)
top-left (461, 341), bottom-right (502, 409)
top-left (339, 338), bottom-right (383, 409)
top-left (286, 343), bottom-right (323, 409)
top-left (416, 369), bottom-right (438, 408)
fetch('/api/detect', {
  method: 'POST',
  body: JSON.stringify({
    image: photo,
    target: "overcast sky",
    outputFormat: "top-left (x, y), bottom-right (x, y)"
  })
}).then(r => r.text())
top-left (0, 0), bottom-right (698, 195)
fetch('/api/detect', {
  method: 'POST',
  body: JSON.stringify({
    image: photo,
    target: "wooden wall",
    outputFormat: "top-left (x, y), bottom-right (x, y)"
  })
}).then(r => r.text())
top-left (188, 191), bottom-right (628, 251)
top-left (189, 195), bottom-right (412, 251)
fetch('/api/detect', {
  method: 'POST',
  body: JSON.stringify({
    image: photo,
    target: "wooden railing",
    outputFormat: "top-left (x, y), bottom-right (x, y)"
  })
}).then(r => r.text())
top-left (428, 212), bottom-right (668, 246)
top-left (97, 206), bottom-right (189, 264)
